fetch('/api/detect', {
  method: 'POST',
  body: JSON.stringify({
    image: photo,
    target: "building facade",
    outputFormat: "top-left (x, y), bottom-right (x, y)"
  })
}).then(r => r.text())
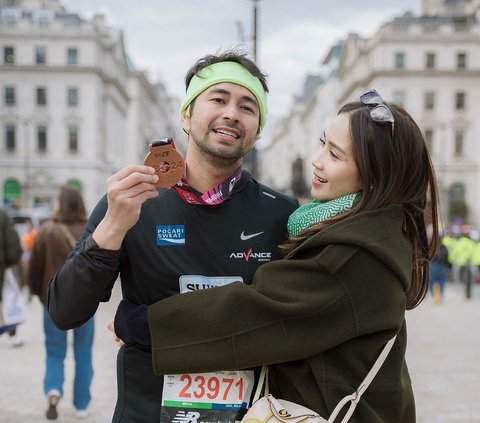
top-left (260, 0), bottom-right (480, 227)
top-left (0, 0), bottom-right (180, 213)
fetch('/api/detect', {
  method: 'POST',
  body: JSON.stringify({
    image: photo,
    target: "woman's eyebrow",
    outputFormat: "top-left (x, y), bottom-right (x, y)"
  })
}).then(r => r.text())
top-left (324, 131), bottom-right (346, 156)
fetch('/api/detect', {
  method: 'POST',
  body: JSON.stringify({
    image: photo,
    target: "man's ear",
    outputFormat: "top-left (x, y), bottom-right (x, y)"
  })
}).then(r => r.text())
top-left (181, 108), bottom-right (191, 135)
top-left (254, 130), bottom-right (262, 142)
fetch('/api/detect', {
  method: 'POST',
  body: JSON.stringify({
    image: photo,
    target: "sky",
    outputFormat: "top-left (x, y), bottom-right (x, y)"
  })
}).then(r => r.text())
top-left (62, 0), bottom-right (421, 145)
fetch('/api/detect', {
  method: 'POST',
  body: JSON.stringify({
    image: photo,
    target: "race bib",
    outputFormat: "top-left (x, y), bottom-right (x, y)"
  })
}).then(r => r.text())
top-left (179, 275), bottom-right (243, 293)
top-left (160, 371), bottom-right (254, 423)
top-left (160, 276), bottom-right (250, 423)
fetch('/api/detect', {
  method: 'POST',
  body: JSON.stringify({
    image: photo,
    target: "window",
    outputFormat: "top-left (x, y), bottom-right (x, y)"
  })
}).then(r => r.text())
top-left (395, 52), bottom-right (405, 70)
top-left (36, 46), bottom-right (46, 64)
top-left (64, 16), bottom-right (81, 29)
top-left (6, 125), bottom-right (16, 151)
top-left (423, 18), bottom-right (438, 33)
top-left (67, 48), bottom-right (78, 65)
top-left (4, 46), bottom-right (14, 64)
top-left (5, 86), bottom-right (15, 105)
top-left (457, 52), bottom-right (466, 69)
top-left (424, 92), bottom-right (435, 110)
top-left (392, 90), bottom-right (405, 107)
top-left (37, 125), bottom-right (47, 152)
top-left (67, 87), bottom-right (78, 106)
top-left (32, 10), bottom-right (54, 25)
top-left (424, 129), bottom-right (433, 151)
top-left (448, 183), bottom-right (466, 221)
top-left (3, 1), bottom-right (20, 10)
top-left (453, 16), bottom-right (468, 32)
top-left (426, 52), bottom-right (435, 69)
top-left (36, 87), bottom-right (47, 106)
top-left (68, 126), bottom-right (78, 152)
top-left (454, 130), bottom-right (464, 157)
top-left (455, 91), bottom-right (465, 110)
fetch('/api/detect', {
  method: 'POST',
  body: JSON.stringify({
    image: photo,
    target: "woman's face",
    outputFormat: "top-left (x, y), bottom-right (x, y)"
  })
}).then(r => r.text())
top-left (310, 112), bottom-right (363, 201)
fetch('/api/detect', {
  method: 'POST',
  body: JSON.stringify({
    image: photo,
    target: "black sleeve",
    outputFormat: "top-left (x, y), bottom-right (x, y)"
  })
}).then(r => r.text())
top-left (3, 212), bottom-right (22, 268)
top-left (114, 299), bottom-right (150, 345)
top-left (47, 196), bottom-right (121, 329)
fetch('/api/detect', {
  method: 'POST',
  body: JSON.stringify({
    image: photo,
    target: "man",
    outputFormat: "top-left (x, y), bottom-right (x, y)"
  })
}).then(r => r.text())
top-left (47, 49), bottom-right (298, 422)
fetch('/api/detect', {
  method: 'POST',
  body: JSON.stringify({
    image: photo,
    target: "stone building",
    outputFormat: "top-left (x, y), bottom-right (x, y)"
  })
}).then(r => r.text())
top-left (260, 0), bottom-right (480, 227)
top-left (0, 0), bottom-right (180, 212)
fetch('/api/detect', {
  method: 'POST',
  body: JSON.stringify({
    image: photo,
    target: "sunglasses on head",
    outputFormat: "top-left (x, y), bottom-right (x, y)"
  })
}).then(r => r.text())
top-left (360, 89), bottom-right (395, 137)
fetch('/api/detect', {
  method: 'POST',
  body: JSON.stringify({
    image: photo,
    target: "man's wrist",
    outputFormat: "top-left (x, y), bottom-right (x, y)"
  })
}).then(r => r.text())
top-left (92, 217), bottom-right (125, 250)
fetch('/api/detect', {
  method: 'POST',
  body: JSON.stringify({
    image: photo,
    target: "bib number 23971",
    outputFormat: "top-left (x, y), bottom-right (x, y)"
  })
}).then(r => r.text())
top-left (161, 370), bottom-right (254, 423)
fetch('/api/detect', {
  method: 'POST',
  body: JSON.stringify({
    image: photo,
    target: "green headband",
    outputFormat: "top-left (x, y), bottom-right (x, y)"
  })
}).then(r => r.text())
top-left (180, 61), bottom-right (268, 130)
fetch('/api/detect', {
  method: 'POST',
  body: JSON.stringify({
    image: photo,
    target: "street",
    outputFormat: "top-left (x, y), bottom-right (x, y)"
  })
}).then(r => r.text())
top-left (406, 282), bottom-right (480, 422)
top-left (1, 282), bottom-right (479, 423)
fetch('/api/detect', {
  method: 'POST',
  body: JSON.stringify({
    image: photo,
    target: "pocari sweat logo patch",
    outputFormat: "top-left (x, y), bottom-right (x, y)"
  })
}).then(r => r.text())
top-left (157, 225), bottom-right (185, 246)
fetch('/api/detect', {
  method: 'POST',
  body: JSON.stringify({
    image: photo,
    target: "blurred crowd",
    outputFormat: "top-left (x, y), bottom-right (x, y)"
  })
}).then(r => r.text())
top-left (431, 223), bottom-right (480, 303)
top-left (1, 187), bottom-right (94, 420)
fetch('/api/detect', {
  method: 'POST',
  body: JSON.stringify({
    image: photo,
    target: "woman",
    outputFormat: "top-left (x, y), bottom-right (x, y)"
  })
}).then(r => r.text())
top-left (114, 90), bottom-right (439, 422)
top-left (28, 187), bottom-right (94, 420)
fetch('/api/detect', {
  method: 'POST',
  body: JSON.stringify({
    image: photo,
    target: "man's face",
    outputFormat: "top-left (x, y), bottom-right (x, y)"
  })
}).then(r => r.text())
top-left (182, 82), bottom-right (261, 165)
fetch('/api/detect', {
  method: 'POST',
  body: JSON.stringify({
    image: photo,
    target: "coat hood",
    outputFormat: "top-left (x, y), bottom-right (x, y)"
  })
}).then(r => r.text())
top-left (288, 205), bottom-right (412, 291)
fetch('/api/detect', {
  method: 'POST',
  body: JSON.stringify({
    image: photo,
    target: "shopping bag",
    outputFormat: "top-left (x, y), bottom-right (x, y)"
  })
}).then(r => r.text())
top-left (1, 268), bottom-right (26, 326)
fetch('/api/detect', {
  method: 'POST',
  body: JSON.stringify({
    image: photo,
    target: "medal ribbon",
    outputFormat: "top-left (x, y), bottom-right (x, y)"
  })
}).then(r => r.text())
top-left (173, 167), bottom-right (242, 205)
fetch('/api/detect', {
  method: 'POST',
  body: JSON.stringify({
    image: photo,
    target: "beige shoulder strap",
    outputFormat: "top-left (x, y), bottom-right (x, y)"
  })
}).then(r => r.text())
top-left (57, 223), bottom-right (77, 249)
top-left (252, 335), bottom-right (397, 423)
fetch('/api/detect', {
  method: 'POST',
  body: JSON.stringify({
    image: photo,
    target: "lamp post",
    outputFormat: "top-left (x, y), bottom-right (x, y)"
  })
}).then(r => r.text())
top-left (252, 0), bottom-right (259, 63)
top-left (243, 0), bottom-right (261, 177)
top-left (23, 119), bottom-right (30, 209)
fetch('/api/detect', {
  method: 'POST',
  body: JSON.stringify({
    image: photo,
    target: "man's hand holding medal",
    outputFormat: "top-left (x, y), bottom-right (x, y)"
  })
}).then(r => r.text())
top-left (92, 138), bottom-right (184, 250)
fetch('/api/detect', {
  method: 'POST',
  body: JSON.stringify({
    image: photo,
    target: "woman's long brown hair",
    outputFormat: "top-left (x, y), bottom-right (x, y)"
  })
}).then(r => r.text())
top-left (281, 102), bottom-right (440, 310)
top-left (52, 186), bottom-right (87, 225)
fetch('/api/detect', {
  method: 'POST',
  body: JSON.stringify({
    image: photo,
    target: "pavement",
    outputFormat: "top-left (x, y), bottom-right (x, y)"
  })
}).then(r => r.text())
top-left (1, 282), bottom-right (479, 423)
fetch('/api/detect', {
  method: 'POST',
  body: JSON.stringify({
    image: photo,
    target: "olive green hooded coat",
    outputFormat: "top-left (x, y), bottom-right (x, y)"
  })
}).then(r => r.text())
top-left (148, 205), bottom-right (415, 422)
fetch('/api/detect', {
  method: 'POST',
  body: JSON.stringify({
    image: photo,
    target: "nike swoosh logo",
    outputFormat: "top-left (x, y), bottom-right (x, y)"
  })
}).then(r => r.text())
top-left (240, 231), bottom-right (264, 241)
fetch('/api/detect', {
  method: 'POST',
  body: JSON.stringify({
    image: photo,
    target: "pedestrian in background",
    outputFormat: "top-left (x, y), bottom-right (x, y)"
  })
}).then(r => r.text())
top-left (471, 231), bottom-right (480, 286)
top-left (28, 187), bottom-right (94, 420)
top-left (429, 242), bottom-right (449, 303)
top-left (21, 220), bottom-right (37, 269)
top-left (21, 220), bottom-right (37, 302)
top-left (0, 207), bottom-right (24, 347)
top-left (450, 229), bottom-right (475, 284)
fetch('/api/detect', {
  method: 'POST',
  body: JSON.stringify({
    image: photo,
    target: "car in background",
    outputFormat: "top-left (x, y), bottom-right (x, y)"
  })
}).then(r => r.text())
top-left (7, 208), bottom-right (51, 239)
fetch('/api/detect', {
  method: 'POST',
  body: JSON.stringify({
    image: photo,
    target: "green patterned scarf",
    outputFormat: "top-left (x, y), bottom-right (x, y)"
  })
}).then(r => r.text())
top-left (288, 192), bottom-right (361, 237)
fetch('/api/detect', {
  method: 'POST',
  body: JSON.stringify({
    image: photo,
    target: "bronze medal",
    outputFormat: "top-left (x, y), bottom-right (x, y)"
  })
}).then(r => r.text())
top-left (144, 138), bottom-right (185, 188)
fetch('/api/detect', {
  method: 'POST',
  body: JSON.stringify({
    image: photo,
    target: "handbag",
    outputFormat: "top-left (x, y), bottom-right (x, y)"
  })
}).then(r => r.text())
top-left (0, 267), bottom-right (27, 327)
top-left (240, 336), bottom-right (396, 423)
